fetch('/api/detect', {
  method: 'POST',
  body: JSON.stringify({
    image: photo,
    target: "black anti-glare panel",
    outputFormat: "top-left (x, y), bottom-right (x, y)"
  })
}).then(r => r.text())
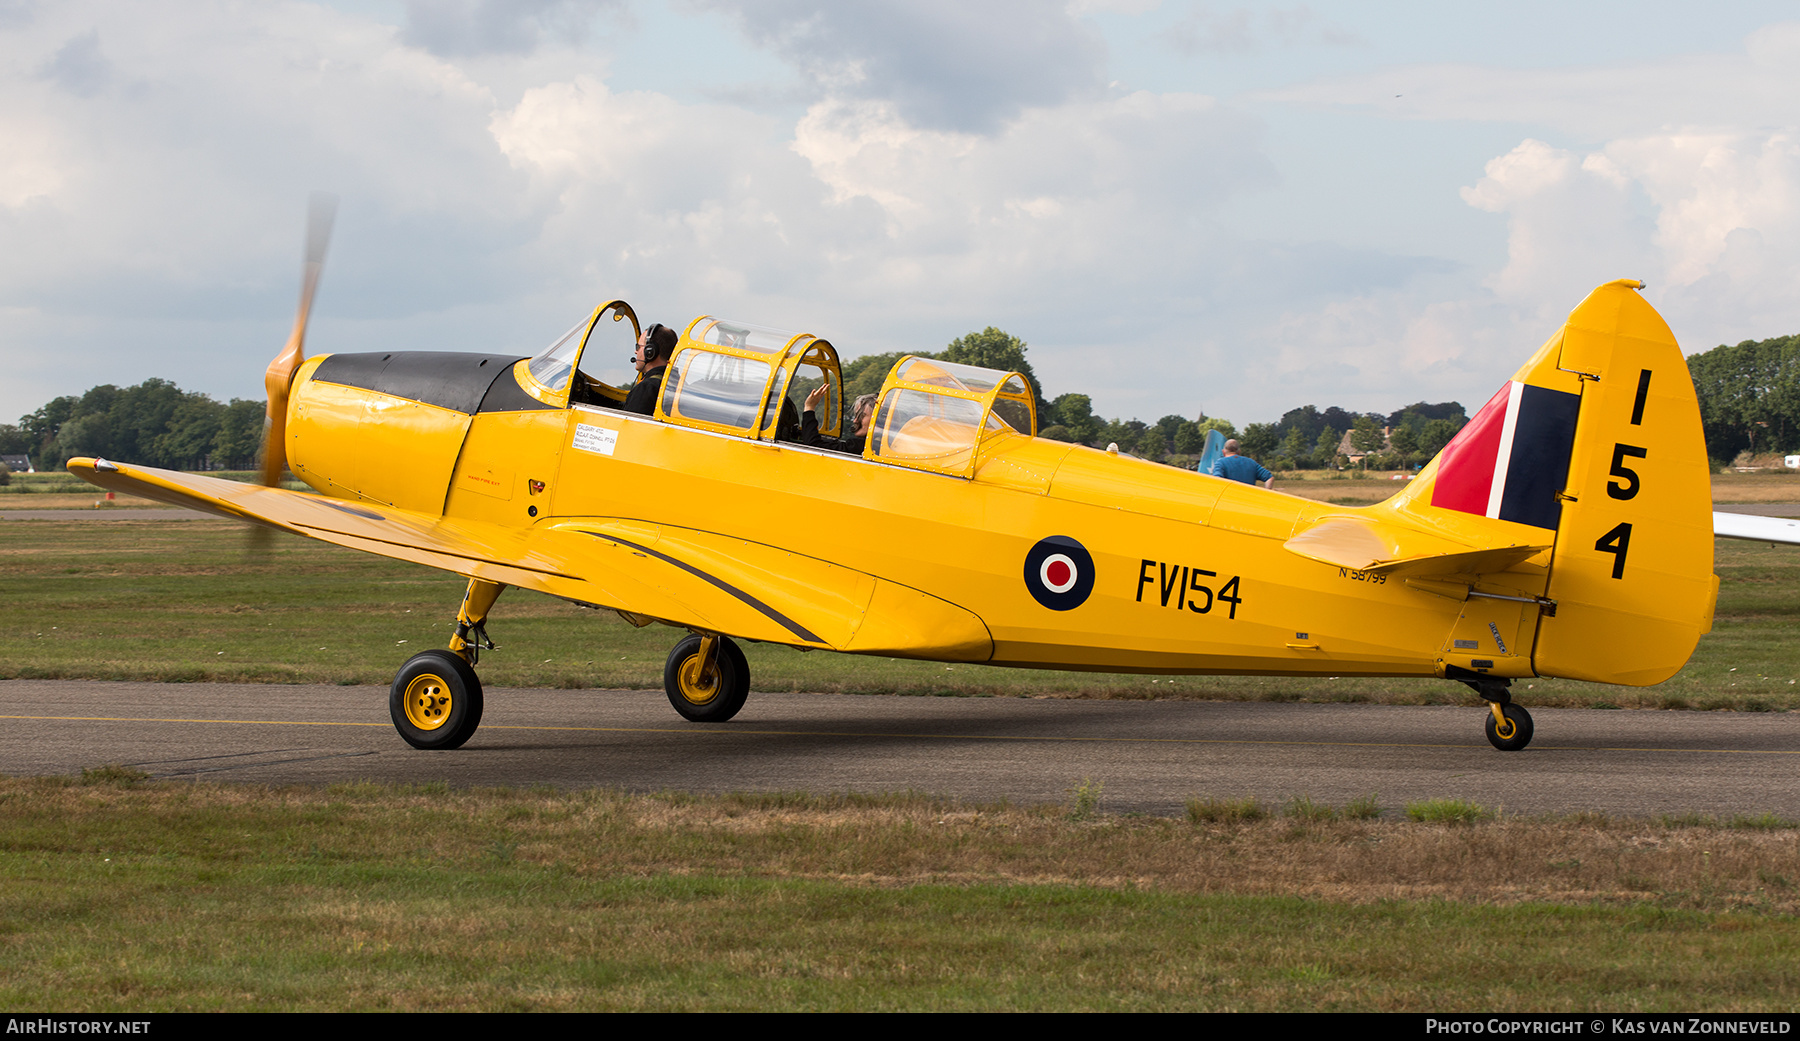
top-left (309, 352), bottom-right (525, 415)
top-left (476, 365), bottom-right (559, 413)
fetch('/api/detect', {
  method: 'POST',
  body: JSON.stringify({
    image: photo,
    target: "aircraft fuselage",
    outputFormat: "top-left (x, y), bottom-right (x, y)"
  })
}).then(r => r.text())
top-left (286, 351), bottom-right (1535, 679)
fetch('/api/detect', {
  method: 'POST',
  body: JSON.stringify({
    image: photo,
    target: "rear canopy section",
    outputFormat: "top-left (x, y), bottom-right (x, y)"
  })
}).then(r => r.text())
top-left (868, 357), bottom-right (1037, 478)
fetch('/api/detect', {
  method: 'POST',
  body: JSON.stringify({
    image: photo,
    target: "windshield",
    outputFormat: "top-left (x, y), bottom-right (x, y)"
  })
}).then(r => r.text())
top-left (526, 317), bottom-right (589, 393)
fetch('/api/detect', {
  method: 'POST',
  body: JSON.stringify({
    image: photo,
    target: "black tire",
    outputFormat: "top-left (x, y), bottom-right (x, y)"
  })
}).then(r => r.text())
top-left (390, 650), bottom-right (484, 750)
top-left (1484, 703), bottom-right (1533, 751)
top-left (721, 637), bottom-right (750, 702)
top-left (664, 634), bottom-right (749, 722)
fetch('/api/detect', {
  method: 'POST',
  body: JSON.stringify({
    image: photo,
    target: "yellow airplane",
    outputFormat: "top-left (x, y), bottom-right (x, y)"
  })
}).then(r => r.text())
top-left (68, 207), bottom-right (1717, 754)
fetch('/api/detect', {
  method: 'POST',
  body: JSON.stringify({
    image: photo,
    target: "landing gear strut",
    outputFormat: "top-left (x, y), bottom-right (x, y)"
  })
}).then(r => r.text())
top-left (1447, 666), bottom-right (1534, 751)
top-left (664, 633), bottom-right (750, 722)
top-left (448, 578), bottom-right (504, 665)
top-left (389, 578), bottom-right (505, 750)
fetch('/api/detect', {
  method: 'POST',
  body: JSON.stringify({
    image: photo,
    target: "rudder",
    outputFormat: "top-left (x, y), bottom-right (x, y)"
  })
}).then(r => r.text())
top-left (1534, 280), bottom-right (1715, 684)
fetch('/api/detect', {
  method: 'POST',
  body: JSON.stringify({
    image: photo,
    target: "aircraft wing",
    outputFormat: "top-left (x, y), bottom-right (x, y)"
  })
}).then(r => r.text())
top-left (1713, 510), bottom-right (1800, 545)
top-left (66, 458), bottom-right (991, 660)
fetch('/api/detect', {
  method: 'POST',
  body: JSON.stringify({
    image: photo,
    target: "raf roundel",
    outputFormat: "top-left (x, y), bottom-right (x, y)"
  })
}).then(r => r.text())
top-left (1024, 536), bottom-right (1095, 611)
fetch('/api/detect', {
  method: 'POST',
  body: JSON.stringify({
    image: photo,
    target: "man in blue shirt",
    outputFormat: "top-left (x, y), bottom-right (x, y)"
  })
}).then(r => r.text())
top-left (1211, 439), bottom-right (1274, 489)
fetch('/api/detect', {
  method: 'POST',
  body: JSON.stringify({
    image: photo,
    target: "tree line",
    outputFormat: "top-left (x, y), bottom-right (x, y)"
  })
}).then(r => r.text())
top-left (838, 327), bottom-right (1466, 469)
top-left (0, 380), bottom-right (265, 473)
top-left (18, 327), bottom-right (1788, 477)
top-left (3, 327), bottom-right (1468, 475)
top-left (1687, 333), bottom-right (1800, 463)
top-left (865, 327), bottom-right (1800, 470)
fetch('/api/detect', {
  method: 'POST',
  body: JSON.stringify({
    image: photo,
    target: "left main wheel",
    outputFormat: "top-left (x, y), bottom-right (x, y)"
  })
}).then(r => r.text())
top-left (390, 649), bottom-right (484, 750)
top-left (664, 634), bottom-right (749, 722)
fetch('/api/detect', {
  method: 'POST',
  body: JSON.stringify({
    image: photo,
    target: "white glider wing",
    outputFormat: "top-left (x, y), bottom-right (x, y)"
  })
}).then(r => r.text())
top-left (1714, 511), bottom-right (1800, 545)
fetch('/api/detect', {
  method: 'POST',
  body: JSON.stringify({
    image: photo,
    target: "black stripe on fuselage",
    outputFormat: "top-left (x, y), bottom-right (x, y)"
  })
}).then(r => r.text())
top-left (588, 532), bottom-right (826, 644)
top-left (310, 352), bottom-right (549, 414)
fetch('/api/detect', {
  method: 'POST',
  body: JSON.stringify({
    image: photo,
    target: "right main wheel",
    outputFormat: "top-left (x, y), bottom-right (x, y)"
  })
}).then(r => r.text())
top-left (390, 649), bottom-right (484, 750)
top-left (664, 634), bottom-right (749, 722)
top-left (1484, 703), bottom-right (1534, 751)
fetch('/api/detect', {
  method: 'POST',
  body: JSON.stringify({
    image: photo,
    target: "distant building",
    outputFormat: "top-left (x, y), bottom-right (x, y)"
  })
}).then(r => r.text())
top-left (1336, 428), bottom-right (1390, 465)
top-left (0, 454), bottom-right (32, 473)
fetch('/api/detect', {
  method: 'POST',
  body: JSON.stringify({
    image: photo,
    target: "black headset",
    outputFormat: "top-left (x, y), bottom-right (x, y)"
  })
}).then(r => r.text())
top-left (638, 323), bottom-right (672, 364)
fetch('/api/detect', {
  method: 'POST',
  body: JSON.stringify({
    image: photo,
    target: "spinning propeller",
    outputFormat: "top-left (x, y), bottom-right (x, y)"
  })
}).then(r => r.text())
top-left (261, 192), bottom-right (337, 488)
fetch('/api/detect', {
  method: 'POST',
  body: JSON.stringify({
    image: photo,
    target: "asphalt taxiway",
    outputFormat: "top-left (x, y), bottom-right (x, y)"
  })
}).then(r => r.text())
top-left (3, 679), bottom-right (1794, 818)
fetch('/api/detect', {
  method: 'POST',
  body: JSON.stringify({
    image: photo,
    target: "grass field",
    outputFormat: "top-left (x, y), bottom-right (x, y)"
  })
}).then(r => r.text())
top-left (2, 515), bottom-right (1798, 710)
top-left (5, 505), bottom-right (1799, 1011)
top-left (1, 774), bottom-right (1795, 1012)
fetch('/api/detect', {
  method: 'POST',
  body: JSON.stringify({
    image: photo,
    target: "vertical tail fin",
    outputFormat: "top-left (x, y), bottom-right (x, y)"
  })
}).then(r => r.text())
top-left (1386, 280), bottom-right (1715, 685)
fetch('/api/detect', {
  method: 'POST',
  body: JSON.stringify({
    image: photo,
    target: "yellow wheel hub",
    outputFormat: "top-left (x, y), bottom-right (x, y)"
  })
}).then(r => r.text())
top-left (1489, 703), bottom-right (1514, 739)
top-left (675, 654), bottom-right (721, 706)
top-left (403, 673), bottom-right (454, 731)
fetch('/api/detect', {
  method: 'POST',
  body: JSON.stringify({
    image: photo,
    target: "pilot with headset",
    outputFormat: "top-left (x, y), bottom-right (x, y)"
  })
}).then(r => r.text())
top-left (624, 323), bottom-right (678, 415)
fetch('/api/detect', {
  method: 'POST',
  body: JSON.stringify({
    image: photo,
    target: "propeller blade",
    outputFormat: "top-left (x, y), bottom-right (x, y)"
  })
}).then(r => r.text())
top-left (261, 192), bottom-right (338, 487)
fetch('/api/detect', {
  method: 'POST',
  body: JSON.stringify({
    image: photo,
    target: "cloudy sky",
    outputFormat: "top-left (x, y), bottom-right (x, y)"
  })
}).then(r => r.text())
top-left (5, 1), bottom-right (1800, 428)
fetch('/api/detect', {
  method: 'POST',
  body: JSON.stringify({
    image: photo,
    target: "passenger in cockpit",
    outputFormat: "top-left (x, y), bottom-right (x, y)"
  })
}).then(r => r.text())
top-left (624, 323), bottom-right (678, 415)
top-left (775, 397), bottom-right (803, 442)
top-left (800, 388), bottom-right (875, 455)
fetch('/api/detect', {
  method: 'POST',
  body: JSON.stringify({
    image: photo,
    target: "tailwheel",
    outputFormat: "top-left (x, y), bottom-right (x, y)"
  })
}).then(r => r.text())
top-left (1447, 667), bottom-right (1533, 752)
top-left (664, 633), bottom-right (750, 722)
top-left (1485, 702), bottom-right (1534, 752)
top-left (390, 649), bottom-right (484, 750)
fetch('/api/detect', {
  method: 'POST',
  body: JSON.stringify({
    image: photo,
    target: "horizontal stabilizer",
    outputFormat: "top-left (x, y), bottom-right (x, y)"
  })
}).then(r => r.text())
top-left (1283, 516), bottom-right (1547, 577)
top-left (1362, 544), bottom-right (1549, 578)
